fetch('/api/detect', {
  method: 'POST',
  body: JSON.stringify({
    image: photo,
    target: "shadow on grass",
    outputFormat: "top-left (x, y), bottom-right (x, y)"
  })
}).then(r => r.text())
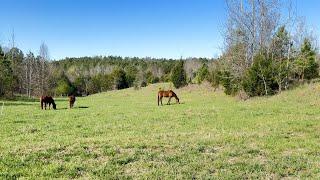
top-left (56, 108), bottom-right (68, 110)
top-left (0, 97), bottom-right (37, 102)
top-left (12, 120), bottom-right (27, 123)
top-left (160, 102), bottom-right (185, 106)
top-left (0, 102), bottom-right (34, 106)
top-left (56, 106), bottom-right (89, 110)
top-left (77, 106), bottom-right (89, 109)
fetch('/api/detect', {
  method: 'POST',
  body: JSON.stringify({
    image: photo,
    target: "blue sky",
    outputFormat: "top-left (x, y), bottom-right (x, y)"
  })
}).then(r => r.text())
top-left (0, 0), bottom-right (319, 60)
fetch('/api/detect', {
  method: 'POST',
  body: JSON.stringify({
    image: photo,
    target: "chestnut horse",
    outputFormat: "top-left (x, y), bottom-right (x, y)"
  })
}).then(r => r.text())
top-left (68, 95), bottom-right (76, 109)
top-left (158, 90), bottom-right (180, 106)
top-left (40, 96), bottom-right (56, 110)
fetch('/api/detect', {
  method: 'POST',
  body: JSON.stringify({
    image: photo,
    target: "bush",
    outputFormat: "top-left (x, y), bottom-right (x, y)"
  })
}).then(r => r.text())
top-left (209, 69), bottom-right (220, 89)
top-left (55, 79), bottom-right (75, 96)
top-left (74, 76), bottom-right (89, 95)
top-left (171, 61), bottom-right (187, 88)
top-left (160, 74), bottom-right (171, 82)
top-left (125, 65), bottom-right (138, 87)
top-left (140, 81), bottom-right (147, 87)
top-left (196, 64), bottom-right (209, 84)
top-left (219, 70), bottom-right (241, 95)
top-left (148, 76), bottom-right (160, 84)
top-left (242, 55), bottom-right (278, 97)
top-left (112, 68), bottom-right (129, 90)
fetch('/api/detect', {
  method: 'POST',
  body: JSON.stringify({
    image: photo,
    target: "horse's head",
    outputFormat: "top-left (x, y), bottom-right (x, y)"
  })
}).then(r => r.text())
top-left (52, 103), bottom-right (57, 110)
top-left (176, 97), bottom-right (180, 104)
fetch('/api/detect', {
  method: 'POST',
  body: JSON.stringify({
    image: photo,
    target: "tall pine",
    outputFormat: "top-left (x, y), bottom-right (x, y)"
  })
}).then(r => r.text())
top-left (171, 61), bottom-right (187, 88)
top-left (294, 39), bottom-right (318, 81)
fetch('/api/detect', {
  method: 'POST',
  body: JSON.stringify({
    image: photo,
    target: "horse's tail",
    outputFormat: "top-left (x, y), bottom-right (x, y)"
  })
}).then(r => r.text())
top-left (40, 97), bottom-right (44, 109)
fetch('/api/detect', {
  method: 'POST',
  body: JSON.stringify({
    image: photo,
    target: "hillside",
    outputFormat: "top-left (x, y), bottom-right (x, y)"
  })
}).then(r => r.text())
top-left (0, 83), bottom-right (320, 178)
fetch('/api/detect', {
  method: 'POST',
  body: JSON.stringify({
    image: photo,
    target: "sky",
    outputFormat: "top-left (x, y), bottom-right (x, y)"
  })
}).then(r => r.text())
top-left (0, 0), bottom-right (319, 60)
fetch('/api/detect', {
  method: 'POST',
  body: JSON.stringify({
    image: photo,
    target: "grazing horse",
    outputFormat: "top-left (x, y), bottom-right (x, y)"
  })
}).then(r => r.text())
top-left (40, 96), bottom-right (56, 110)
top-left (68, 95), bottom-right (76, 109)
top-left (158, 90), bottom-right (180, 106)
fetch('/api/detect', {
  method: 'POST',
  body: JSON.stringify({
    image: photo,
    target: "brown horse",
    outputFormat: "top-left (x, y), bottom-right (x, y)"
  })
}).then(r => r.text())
top-left (40, 96), bottom-right (56, 110)
top-left (158, 90), bottom-right (180, 106)
top-left (68, 95), bottom-right (76, 109)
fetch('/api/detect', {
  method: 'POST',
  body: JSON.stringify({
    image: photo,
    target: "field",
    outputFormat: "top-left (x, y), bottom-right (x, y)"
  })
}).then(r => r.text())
top-left (1, 83), bottom-right (320, 179)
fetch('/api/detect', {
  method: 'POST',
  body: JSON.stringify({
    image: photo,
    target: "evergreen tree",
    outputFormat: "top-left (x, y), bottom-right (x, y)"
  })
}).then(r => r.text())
top-left (125, 65), bottom-right (138, 87)
top-left (243, 54), bottom-right (278, 96)
top-left (271, 26), bottom-right (292, 91)
top-left (112, 68), bottom-right (129, 90)
top-left (196, 63), bottom-right (209, 84)
top-left (171, 61), bottom-right (187, 88)
top-left (0, 47), bottom-right (15, 96)
top-left (294, 39), bottom-right (318, 80)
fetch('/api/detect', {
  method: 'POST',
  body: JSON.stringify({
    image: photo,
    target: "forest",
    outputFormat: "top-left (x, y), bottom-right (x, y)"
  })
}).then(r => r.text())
top-left (0, 46), bottom-right (216, 97)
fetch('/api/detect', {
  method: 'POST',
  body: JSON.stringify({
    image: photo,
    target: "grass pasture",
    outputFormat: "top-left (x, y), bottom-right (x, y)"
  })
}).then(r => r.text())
top-left (0, 83), bottom-right (320, 179)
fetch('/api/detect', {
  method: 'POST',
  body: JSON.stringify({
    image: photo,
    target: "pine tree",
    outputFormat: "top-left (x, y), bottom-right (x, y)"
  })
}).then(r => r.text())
top-left (171, 61), bottom-right (187, 88)
top-left (294, 39), bottom-right (318, 81)
top-left (0, 47), bottom-right (15, 96)
top-left (112, 68), bottom-right (129, 90)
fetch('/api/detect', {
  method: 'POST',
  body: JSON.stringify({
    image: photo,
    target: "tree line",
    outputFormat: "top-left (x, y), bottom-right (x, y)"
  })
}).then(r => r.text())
top-left (0, 43), bottom-right (51, 98)
top-left (0, 45), bottom-right (216, 98)
top-left (211, 0), bottom-right (320, 97)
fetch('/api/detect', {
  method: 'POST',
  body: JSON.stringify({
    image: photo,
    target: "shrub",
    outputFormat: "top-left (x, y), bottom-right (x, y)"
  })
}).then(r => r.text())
top-left (208, 69), bottom-right (220, 90)
top-left (140, 81), bottom-right (147, 87)
top-left (196, 64), bottom-right (209, 84)
top-left (125, 65), bottom-right (138, 87)
top-left (112, 68), bottom-right (129, 90)
top-left (219, 70), bottom-right (241, 95)
top-left (242, 55), bottom-right (278, 96)
top-left (55, 79), bottom-right (75, 96)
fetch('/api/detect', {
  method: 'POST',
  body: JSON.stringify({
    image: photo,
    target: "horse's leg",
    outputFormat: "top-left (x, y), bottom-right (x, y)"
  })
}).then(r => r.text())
top-left (160, 97), bottom-right (163, 106)
top-left (167, 97), bottom-right (172, 105)
top-left (45, 103), bottom-right (47, 110)
top-left (49, 102), bottom-right (51, 110)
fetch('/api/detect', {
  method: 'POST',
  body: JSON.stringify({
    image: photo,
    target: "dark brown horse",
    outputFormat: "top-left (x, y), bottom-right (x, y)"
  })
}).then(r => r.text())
top-left (68, 95), bottom-right (76, 109)
top-left (158, 90), bottom-right (180, 106)
top-left (40, 96), bottom-right (56, 110)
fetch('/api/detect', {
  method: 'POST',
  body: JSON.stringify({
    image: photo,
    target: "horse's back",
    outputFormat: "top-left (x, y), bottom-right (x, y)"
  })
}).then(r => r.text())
top-left (158, 90), bottom-right (175, 97)
top-left (40, 96), bottom-right (54, 103)
top-left (69, 95), bottom-right (76, 102)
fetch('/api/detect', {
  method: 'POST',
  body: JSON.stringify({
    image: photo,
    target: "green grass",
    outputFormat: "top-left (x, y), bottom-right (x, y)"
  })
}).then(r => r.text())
top-left (0, 83), bottom-right (320, 179)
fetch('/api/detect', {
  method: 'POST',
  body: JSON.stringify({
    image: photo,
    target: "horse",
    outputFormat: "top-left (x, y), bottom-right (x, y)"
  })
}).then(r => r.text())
top-left (68, 95), bottom-right (76, 109)
top-left (158, 90), bottom-right (180, 106)
top-left (40, 96), bottom-right (56, 110)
